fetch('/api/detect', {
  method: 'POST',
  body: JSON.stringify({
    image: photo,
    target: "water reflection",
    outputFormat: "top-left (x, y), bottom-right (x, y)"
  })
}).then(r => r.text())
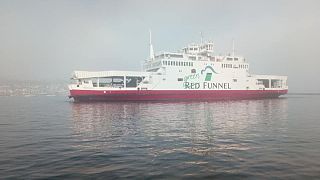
top-left (70, 98), bottom-right (288, 157)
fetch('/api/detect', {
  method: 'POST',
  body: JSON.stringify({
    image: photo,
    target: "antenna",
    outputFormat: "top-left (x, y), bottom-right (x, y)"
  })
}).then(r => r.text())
top-left (232, 39), bottom-right (235, 57)
top-left (149, 30), bottom-right (155, 60)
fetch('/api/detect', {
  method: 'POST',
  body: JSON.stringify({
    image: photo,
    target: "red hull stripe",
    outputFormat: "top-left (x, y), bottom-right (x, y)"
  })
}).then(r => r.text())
top-left (69, 89), bottom-right (288, 101)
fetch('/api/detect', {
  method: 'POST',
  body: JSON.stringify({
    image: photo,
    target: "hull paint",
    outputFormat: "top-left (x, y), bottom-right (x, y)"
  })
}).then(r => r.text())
top-left (69, 89), bottom-right (288, 102)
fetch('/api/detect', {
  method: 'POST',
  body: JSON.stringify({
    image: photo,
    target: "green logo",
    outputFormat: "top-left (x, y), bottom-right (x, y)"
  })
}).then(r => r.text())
top-left (201, 66), bottom-right (218, 81)
top-left (205, 73), bottom-right (212, 81)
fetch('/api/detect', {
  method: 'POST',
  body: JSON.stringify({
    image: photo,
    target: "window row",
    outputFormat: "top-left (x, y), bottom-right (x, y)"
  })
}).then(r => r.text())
top-left (163, 60), bottom-right (194, 67)
top-left (222, 64), bottom-right (248, 69)
top-left (239, 64), bottom-right (248, 69)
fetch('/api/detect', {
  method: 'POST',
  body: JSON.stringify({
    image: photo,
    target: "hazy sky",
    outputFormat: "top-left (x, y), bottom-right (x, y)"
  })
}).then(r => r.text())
top-left (0, 0), bottom-right (319, 92)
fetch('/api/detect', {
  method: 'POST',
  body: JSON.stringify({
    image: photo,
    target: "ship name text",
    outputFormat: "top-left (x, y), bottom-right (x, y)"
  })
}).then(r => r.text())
top-left (183, 82), bottom-right (231, 90)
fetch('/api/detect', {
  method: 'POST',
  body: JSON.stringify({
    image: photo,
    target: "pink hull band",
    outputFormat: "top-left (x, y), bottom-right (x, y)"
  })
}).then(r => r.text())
top-left (69, 89), bottom-right (288, 102)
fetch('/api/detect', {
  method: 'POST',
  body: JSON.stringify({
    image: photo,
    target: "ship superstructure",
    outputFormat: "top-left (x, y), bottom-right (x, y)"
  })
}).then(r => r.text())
top-left (68, 33), bottom-right (288, 101)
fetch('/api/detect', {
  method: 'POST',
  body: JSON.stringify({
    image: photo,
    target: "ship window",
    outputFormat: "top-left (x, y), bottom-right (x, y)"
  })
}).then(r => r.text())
top-left (99, 77), bottom-right (112, 87)
top-left (184, 62), bottom-right (187, 66)
top-left (178, 78), bottom-right (183, 81)
top-left (92, 78), bottom-right (98, 87)
top-left (234, 58), bottom-right (238, 61)
top-left (111, 76), bottom-right (124, 88)
top-left (227, 57), bottom-right (233, 61)
top-left (126, 76), bottom-right (143, 88)
top-left (233, 79), bottom-right (237, 82)
top-left (191, 62), bottom-right (193, 66)
top-left (191, 69), bottom-right (196, 73)
top-left (189, 56), bottom-right (196, 60)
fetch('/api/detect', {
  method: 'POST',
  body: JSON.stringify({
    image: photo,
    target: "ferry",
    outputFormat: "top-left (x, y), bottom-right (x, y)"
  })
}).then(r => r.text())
top-left (68, 32), bottom-right (288, 101)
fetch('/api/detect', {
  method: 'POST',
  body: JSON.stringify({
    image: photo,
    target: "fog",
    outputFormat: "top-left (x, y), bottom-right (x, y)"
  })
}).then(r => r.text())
top-left (0, 0), bottom-right (319, 92)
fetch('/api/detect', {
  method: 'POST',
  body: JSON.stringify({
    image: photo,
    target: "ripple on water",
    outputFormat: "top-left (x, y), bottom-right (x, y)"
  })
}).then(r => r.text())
top-left (1, 96), bottom-right (320, 179)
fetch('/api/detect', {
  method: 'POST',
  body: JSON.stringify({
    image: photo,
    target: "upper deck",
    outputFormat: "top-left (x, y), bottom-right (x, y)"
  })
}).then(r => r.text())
top-left (143, 40), bottom-right (246, 72)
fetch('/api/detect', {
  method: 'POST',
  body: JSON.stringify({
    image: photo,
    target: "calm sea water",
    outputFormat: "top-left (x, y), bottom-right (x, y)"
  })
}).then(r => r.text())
top-left (1, 95), bottom-right (320, 179)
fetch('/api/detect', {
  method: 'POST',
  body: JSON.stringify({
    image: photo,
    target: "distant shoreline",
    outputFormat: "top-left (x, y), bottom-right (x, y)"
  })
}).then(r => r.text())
top-left (287, 93), bottom-right (320, 95)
